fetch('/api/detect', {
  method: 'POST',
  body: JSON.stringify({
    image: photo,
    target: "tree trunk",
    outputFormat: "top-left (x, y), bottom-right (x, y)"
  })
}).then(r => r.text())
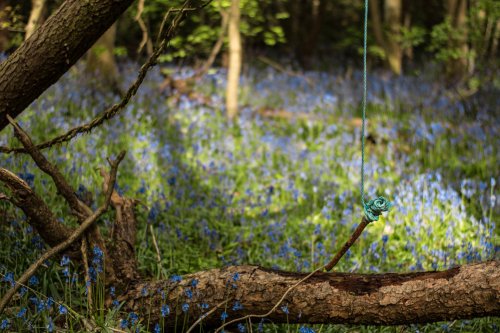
top-left (446, 0), bottom-right (469, 83)
top-left (86, 23), bottom-right (121, 94)
top-left (384, 0), bottom-right (402, 75)
top-left (0, 0), bottom-right (134, 132)
top-left (225, 0), bottom-right (242, 120)
top-left (123, 261), bottom-right (499, 329)
top-left (25, 0), bottom-right (47, 40)
top-left (369, 0), bottom-right (403, 75)
top-left (297, 0), bottom-right (322, 69)
top-left (0, 2), bottom-right (11, 52)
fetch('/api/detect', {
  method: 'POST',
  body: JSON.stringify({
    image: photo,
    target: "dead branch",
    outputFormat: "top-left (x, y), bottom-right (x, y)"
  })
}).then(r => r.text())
top-left (135, 0), bottom-right (153, 55)
top-left (0, 151), bottom-right (125, 314)
top-left (0, 168), bottom-right (73, 247)
top-left (7, 115), bottom-right (92, 219)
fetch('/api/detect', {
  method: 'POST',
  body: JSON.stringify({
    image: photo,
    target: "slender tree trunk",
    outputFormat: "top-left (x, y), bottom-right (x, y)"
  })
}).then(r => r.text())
top-left (370, 0), bottom-right (385, 48)
top-left (226, 0), bottom-right (241, 120)
top-left (384, 0), bottom-right (402, 74)
top-left (303, 0), bottom-right (322, 69)
top-left (369, 0), bottom-right (403, 75)
top-left (403, 6), bottom-right (413, 62)
top-left (0, 0), bottom-right (135, 132)
top-left (446, 0), bottom-right (469, 83)
top-left (0, 2), bottom-right (10, 53)
top-left (25, 0), bottom-right (47, 40)
top-left (86, 23), bottom-right (121, 94)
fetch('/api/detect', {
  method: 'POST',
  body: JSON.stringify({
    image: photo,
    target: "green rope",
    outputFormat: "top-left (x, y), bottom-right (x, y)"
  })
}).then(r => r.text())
top-left (361, 0), bottom-right (392, 222)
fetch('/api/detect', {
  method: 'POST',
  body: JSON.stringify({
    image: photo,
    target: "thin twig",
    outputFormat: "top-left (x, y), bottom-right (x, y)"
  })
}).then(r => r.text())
top-left (0, 151), bottom-right (125, 314)
top-left (135, 0), bottom-right (153, 55)
top-left (215, 216), bottom-right (372, 332)
top-left (149, 224), bottom-right (162, 265)
top-left (185, 300), bottom-right (229, 333)
top-left (81, 236), bottom-right (93, 311)
top-left (324, 216), bottom-right (370, 271)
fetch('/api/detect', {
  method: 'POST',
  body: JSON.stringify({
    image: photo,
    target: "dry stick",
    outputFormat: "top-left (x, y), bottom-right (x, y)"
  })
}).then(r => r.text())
top-left (0, 151), bottom-right (125, 314)
top-left (215, 216), bottom-right (372, 333)
top-left (185, 300), bottom-right (229, 333)
top-left (324, 216), bottom-right (370, 271)
top-left (81, 236), bottom-right (94, 311)
top-left (135, 0), bottom-right (153, 55)
top-left (6, 115), bottom-right (92, 218)
top-left (0, 2), bottom-right (198, 155)
top-left (149, 224), bottom-right (163, 266)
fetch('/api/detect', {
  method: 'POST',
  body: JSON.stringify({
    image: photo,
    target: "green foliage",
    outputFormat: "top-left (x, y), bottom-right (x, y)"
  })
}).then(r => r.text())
top-left (399, 25), bottom-right (426, 51)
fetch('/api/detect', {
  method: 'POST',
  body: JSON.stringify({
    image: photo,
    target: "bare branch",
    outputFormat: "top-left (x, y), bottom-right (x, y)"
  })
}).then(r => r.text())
top-left (0, 167), bottom-right (73, 246)
top-left (6, 115), bottom-right (92, 219)
top-left (0, 151), bottom-right (125, 314)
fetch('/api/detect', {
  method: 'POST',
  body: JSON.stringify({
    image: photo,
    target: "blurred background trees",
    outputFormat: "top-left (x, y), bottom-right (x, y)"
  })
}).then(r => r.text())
top-left (0, 0), bottom-right (498, 106)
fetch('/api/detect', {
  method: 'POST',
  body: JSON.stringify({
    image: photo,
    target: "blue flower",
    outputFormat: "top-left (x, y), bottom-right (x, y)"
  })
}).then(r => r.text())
top-left (16, 307), bottom-right (27, 318)
top-left (120, 319), bottom-right (128, 329)
top-left (59, 304), bottom-right (68, 315)
top-left (154, 323), bottom-right (161, 333)
top-left (170, 275), bottom-right (182, 283)
top-left (232, 272), bottom-right (240, 282)
top-left (238, 323), bottom-right (246, 332)
top-left (221, 311), bottom-right (228, 321)
top-left (60, 255), bottom-right (70, 266)
top-left (281, 305), bottom-right (289, 314)
top-left (182, 303), bottom-right (189, 312)
top-left (129, 312), bottom-right (139, 325)
top-left (299, 326), bottom-right (316, 333)
top-left (2, 272), bottom-right (15, 287)
top-left (161, 304), bottom-right (170, 317)
top-left (382, 234), bottom-right (389, 244)
top-left (190, 279), bottom-right (199, 287)
top-left (0, 319), bottom-right (10, 330)
top-left (232, 301), bottom-right (243, 311)
top-left (185, 289), bottom-right (193, 299)
top-left (28, 275), bottom-right (39, 286)
top-left (47, 317), bottom-right (54, 332)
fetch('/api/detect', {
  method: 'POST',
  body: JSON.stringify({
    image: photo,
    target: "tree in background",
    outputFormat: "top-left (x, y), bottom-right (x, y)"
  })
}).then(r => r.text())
top-left (369, 0), bottom-right (403, 75)
top-left (25, 0), bottom-right (46, 40)
top-left (226, 0), bottom-right (241, 119)
top-left (86, 23), bottom-right (122, 94)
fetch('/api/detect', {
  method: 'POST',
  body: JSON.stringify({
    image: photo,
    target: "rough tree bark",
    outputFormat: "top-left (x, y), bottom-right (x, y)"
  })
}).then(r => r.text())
top-left (225, 0), bottom-right (241, 119)
top-left (0, 0), bottom-right (135, 131)
top-left (124, 261), bottom-right (499, 329)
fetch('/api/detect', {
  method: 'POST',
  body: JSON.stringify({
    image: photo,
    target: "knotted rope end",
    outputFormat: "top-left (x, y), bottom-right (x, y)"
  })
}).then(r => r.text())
top-left (364, 196), bottom-right (392, 222)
